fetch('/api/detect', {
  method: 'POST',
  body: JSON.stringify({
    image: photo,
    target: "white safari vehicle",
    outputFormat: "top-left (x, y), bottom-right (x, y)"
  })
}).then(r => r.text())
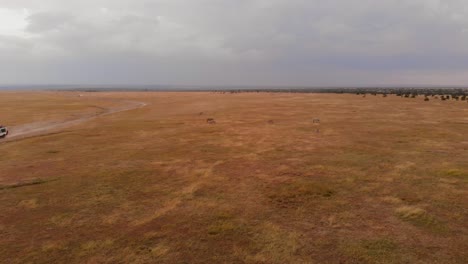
top-left (0, 125), bottom-right (8, 138)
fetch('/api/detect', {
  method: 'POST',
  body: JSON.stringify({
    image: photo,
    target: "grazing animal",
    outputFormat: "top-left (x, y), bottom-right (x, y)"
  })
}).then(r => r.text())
top-left (206, 118), bottom-right (216, 124)
top-left (313, 118), bottom-right (320, 124)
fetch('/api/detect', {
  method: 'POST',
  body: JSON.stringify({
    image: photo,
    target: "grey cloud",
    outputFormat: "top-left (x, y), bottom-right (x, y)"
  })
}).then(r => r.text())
top-left (26, 11), bottom-right (75, 33)
top-left (1, 0), bottom-right (468, 86)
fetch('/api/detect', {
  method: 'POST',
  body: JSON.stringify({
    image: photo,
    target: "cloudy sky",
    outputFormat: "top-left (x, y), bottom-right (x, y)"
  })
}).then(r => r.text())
top-left (1, 0), bottom-right (468, 87)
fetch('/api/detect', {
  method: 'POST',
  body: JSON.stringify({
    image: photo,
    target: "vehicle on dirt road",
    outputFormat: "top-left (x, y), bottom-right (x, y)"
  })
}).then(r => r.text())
top-left (0, 126), bottom-right (8, 138)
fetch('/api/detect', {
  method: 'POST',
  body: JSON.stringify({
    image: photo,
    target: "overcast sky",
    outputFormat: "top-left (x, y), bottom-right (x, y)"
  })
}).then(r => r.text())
top-left (1, 0), bottom-right (468, 87)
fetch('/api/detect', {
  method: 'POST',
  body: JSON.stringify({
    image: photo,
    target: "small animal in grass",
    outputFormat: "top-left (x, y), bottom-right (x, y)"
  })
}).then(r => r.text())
top-left (206, 118), bottom-right (216, 124)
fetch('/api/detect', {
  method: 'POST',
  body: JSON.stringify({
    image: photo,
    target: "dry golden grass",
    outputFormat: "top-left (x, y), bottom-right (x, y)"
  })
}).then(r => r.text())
top-left (0, 91), bottom-right (467, 263)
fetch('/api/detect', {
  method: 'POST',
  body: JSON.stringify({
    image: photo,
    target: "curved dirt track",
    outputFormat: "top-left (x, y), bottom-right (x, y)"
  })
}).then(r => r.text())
top-left (2, 100), bottom-right (147, 142)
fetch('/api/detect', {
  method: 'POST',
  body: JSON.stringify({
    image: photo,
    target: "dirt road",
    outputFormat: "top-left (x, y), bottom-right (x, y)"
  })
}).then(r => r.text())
top-left (1, 100), bottom-right (146, 142)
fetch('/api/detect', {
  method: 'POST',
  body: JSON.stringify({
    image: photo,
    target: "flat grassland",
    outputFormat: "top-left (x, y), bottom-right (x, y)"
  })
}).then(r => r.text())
top-left (0, 91), bottom-right (467, 263)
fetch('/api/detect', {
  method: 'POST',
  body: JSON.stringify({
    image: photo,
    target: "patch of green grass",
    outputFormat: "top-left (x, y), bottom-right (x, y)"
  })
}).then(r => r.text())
top-left (395, 206), bottom-right (447, 233)
top-left (214, 211), bottom-right (235, 220)
top-left (246, 222), bottom-right (305, 263)
top-left (443, 169), bottom-right (467, 179)
top-left (207, 211), bottom-right (246, 236)
top-left (207, 221), bottom-right (237, 235)
top-left (50, 213), bottom-right (75, 227)
top-left (268, 180), bottom-right (334, 207)
top-left (341, 238), bottom-right (400, 264)
top-left (79, 239), bottom-right (114, 256)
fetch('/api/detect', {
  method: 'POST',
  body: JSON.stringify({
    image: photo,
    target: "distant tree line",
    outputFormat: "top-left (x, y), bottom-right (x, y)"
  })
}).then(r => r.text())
top-left (212, 87), bottom-right (468, 102)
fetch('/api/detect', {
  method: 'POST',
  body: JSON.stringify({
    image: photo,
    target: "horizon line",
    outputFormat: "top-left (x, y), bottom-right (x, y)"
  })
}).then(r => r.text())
top-left (1, 84), bottom-right (468, 90)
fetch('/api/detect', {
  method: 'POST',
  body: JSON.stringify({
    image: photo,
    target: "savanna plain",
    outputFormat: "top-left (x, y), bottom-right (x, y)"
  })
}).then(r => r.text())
top-left (0, 91), bottom-right (466, 263)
